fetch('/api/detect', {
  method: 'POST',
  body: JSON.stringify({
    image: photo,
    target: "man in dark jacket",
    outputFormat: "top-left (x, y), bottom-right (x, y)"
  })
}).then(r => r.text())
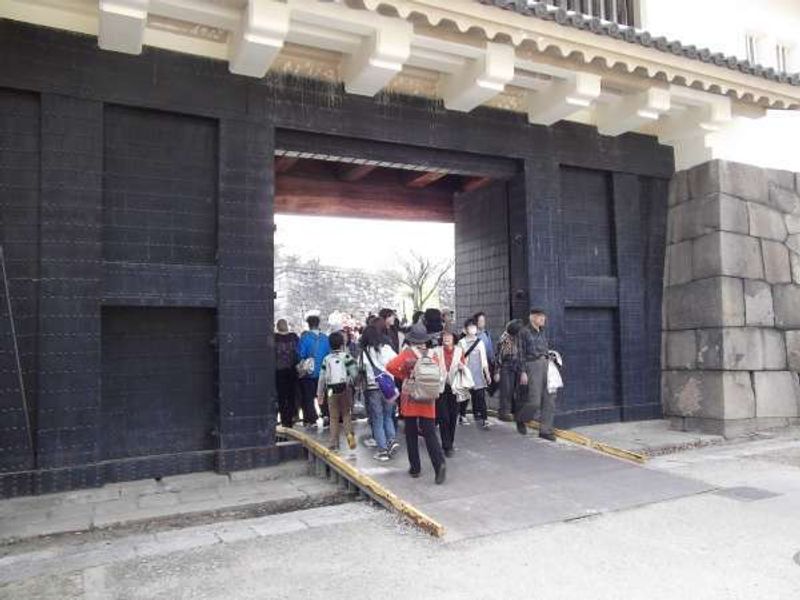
top-left (516, 308), bottom-right (556, 440)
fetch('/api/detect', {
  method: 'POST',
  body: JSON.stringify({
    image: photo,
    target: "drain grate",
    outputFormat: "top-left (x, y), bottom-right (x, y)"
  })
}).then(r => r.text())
top-left (713, 486), bottom-right (781, 502)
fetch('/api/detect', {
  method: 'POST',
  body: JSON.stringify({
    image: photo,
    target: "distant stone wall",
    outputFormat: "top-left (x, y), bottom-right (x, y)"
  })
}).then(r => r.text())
top-left (663, 160), bottom-right (800, 437)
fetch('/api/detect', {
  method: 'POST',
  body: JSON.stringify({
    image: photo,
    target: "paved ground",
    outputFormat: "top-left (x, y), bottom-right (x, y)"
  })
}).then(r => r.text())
top-left (572, 419), bottom-right (725, 456)
top-left (0, 462), bottom-right (349, 543)
top-left (306, 418), bottom-right (712, 541)
top-left (2, 430), bottom-right (800, 599)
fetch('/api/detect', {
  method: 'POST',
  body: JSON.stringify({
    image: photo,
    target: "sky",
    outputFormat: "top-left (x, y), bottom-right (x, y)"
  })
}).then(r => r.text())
top-left (274, 214), bottom-right (454, 271)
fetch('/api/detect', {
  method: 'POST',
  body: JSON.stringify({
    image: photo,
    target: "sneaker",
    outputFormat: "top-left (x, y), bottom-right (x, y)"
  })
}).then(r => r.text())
top-left (480, 419), bottom-right (491, 430)
top-left (388, 440), bottom-right (400, 456)
top-left (539, 432), bottom-right (557, 442)
top-left (459, 416), bottom-right (472, 426)
top-left (516, 421), bottom-right (528, 435)
top-left (373, 451), bottom-right (390, 462)
top-left (498, 413), bottom-right (514, 422)
top-left (408, 468), bottom-right (421, 478)
top-left (346, 432), bottom-right (357, 450)
top-left (444, 448), bottom-right (454, 458)
top-left (363, 437), bottom-right (378, 448)
top-left (434, 463), bottom-right (447, 485)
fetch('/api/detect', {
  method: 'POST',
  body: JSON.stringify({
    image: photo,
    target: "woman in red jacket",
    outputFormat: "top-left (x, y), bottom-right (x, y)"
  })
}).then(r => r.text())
top-left (386, 323), bottom-right (447, 484)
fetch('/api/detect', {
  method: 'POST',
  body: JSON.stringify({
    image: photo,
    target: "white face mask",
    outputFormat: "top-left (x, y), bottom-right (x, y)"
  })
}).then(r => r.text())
top-left (467, 326), bottom-right (478, 336)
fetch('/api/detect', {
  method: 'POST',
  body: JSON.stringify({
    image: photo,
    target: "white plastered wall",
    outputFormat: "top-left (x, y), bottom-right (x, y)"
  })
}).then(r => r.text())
top-left (640, 0), bottom-right (800, 172)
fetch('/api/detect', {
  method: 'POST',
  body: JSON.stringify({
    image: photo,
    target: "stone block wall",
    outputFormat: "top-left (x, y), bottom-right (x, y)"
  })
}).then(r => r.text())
top-left (663, 160), bottom-right (800, 437)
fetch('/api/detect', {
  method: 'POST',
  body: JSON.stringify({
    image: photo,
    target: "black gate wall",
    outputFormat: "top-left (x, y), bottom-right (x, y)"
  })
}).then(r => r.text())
top-left (0, 21), bottom-right (673, 497)
top-left (454, 180), bottom-right (511, 341)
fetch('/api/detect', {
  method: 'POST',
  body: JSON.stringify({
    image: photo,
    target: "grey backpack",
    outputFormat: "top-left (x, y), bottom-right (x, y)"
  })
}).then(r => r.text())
top-left (406, 349), bottom-right (442, 404)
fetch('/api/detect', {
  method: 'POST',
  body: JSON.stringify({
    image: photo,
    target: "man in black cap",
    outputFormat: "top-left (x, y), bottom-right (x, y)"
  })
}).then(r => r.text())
top-left (516, 308), bottom-right (556, 440)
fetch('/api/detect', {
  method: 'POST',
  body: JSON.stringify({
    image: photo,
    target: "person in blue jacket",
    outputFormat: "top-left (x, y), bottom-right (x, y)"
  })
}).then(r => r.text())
top-left (297, 315), bottom-right (330, 429)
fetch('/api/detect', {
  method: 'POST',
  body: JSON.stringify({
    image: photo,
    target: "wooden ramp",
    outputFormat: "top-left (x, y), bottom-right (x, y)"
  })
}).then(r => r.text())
top-left (278, 418), bottom-right (712, 542)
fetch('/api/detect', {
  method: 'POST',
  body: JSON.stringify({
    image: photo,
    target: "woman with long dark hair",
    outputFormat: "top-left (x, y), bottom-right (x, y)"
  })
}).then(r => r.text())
top-left (378, 308), bottom-right (401, 353)
top-left (359, 325), bottom-right (399, 461)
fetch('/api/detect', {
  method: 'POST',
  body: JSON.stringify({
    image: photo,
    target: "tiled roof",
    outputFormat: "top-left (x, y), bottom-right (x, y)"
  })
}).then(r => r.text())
top-left (480, 0), bottom-right (800, 87)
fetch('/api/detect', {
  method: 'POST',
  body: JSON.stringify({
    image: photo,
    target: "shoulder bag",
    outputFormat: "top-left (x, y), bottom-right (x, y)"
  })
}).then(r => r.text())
top-left (363, 346), bottom-right (399, 402)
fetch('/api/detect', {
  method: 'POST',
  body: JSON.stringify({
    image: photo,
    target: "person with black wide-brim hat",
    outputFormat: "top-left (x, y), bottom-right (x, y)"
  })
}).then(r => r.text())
top-left (386, 322), bottom-right (447, 484)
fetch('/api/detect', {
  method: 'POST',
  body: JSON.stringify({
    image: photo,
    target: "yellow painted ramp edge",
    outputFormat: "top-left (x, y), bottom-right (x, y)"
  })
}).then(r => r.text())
top-left (486, 409), bottom-right (647, 464)
top-left (526, 420), bottom-right (648, 465)
top-left (277, 426), bottom-right (446, 537)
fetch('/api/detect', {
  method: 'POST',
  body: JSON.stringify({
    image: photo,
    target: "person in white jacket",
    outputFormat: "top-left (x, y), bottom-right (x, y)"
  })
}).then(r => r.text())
top-left (358, 325), bottom-right (398, 461)
top-left (458, 318), bottom-right (492, 429)
top-left (434, 330), bottom-right (463, 457)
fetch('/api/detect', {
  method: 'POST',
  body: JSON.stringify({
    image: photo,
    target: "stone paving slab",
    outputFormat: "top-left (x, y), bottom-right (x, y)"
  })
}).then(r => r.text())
top-left (571, 419), bottom-right (725, 456)
top-left (304, 417), bottom-right (714, 542)
top-left (0, 504), bottom-right (381, 585)
top-left (0, 461), bottom-right (336, 543)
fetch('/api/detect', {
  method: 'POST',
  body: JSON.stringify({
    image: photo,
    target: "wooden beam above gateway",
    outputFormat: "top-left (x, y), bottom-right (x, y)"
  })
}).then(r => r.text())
top-left (403, 170), bottom-right (448, 188)
top-left (275, 174), bottom-right (453, 222)
top-left (275, 156), bottom-right (300, 173)
top-left (337, 163), bottom-right (379, 182)
top-left (462, 176), bottom-right (493, 193)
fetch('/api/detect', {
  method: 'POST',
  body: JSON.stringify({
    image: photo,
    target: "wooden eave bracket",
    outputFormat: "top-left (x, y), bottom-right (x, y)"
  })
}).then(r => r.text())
top-left (228, 0), bottom-right (290, 78)
top-left (99, 0), bottom-right (150, 54)
top-left (342, 20), bottom-right (413, 96)
top-left (440, 41), bottom-right (515, 112)
top-left (528, 71), bottom-right (602, 126)
top-left (597, 87), bottom-right (671, 136)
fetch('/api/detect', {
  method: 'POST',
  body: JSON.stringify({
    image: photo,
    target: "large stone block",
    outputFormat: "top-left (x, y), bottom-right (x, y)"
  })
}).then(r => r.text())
top-left (666, 241), bottom-right (693, 286)
top-left (697, 327), bottom-right (786, 370)
top-left (767, 168), bottom-right (796, 191)
top-left (786, 214), bottom-right (800, 235)
top-left (753, 371), bottom-right (800, 417)
top-left (761, 240), bottom-right (792, 284)
top-left (792, 252), bottom-right (800, 284)
top-left (787, 331), bottom-right (800, 372)
top-left (668, 170), bottom-right (689, 207)
top-left (773, 284), bottom-right (800, 329)
top-left (787, 233), bottom-right (800, 255)
top-left (717, 161), bottom-right (769, 204)
top-left (668, 193), bottom-right (748, 243)
top-left (768, 184), bottom-right (800, 214)
top-left (687, 160), bottom-right (719, 200)
top-left (662, 370), bottom-right (755, 420)
top-left (665, 277), bottom-right (744, 330)
top-left (747, 202), bottom-right (787, 241)
top-left (686, 160), bottom-right (788, 210)
top-left (744, 279), bottom-right (774, 326)
top-left (665, 330), bottom-right (696, 369)
top-left (692, 231), bottom-right (763, 279)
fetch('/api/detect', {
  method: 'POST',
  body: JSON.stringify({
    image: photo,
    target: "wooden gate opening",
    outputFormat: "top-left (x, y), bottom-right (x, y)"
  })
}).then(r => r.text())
top-left (274, 153), bottom-right (493, 223)
top-left (272, 134), bottom-right (520, 343)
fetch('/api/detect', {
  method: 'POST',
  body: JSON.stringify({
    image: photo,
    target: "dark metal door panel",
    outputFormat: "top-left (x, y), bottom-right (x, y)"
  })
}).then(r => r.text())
top-left (454, 180), bottom-right (511, 343)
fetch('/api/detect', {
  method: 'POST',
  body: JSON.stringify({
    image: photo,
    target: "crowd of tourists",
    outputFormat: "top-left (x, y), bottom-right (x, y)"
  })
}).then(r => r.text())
top-left (274, 307), bottom-right (563, 485)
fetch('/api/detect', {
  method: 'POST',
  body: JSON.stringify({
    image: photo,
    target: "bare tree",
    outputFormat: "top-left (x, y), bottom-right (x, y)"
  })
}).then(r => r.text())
top-left (392, 252), bottom-right (454, 313)
top-left (437, 270), bottom-right (455, 311)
